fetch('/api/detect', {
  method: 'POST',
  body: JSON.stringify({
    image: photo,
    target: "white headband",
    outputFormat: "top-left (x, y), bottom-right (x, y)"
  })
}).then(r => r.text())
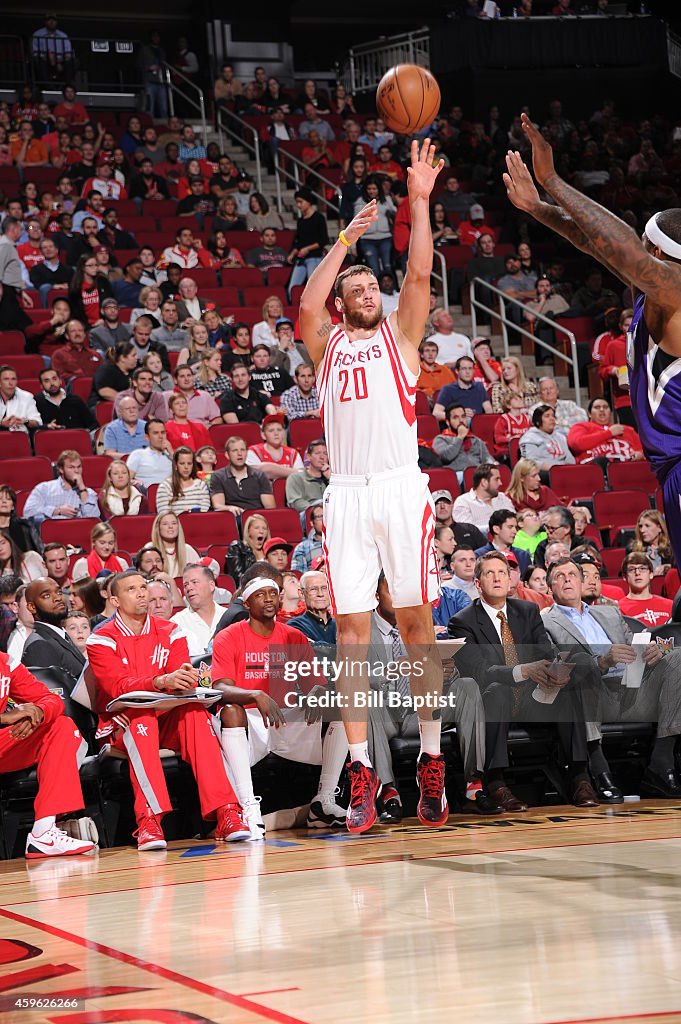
top-left (241, 578), bottom-right (280, 602)
top-left (644, 213), bottom-right (681, 260)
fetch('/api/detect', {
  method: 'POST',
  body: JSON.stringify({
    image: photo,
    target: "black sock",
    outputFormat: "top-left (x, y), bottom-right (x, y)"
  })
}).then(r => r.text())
top-left (649, 736), bottom-right (677, 775)
top-left (569, 761), bottom-right (589, 784)
top-left (587, 740), bottom-right (609, 776)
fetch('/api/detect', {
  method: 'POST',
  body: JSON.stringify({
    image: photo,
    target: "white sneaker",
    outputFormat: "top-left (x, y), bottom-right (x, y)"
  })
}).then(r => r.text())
top-left (26, 825), bottom-right (95, 860)
top-left (244, 798), bottom-right (266, 841)
top-left (307, 793), bottom-right (347, 828)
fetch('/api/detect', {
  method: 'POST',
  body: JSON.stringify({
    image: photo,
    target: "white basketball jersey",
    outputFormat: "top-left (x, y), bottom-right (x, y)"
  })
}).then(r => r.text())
top-left (317, 316), bottom-right (418, 475)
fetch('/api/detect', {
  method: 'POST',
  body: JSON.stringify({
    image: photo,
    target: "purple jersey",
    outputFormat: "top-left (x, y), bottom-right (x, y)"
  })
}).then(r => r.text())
top-left (627, 292), bottom-right (681, 482)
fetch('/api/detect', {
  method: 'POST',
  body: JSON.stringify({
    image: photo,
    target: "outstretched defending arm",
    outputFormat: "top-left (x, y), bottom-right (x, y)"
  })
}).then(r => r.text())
top-left (511, 113), bottom-right (681, 310)
top-left (299, 201), bottom-right (378, 366)
top-left (395, 138), bottom-right (445, 351)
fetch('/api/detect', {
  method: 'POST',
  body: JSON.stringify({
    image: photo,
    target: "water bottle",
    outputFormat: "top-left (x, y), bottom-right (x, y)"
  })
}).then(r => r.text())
top-left (513, 6), bottom-right (518, 16)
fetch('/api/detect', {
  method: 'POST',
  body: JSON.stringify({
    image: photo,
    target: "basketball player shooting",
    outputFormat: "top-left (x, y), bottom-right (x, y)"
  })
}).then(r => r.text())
top-left (504, 113), bottom-right (681, 569)
top-left (299, 138), bottom-right (447, 834)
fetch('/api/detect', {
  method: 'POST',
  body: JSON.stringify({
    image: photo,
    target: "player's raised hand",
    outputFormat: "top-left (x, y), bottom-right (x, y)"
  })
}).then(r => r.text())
top-left (407, 138), bottom-right (444, 201)
top-left (342, 200), bottom-right (378, 245)
top-left (503, 150), bottom-right (541, 215)
top-left (520, 112), bottom-right (556, 187)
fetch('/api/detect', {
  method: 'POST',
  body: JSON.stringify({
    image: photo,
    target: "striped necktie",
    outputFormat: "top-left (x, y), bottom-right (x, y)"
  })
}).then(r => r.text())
top-left (497, 609), bottom-right (522, 716)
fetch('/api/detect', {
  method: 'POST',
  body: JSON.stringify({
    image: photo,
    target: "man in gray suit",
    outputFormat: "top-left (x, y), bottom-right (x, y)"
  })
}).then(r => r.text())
top-left (542, 556), bottom-right (681, 800)
top-left (366, 573), bottom-right (499, 820)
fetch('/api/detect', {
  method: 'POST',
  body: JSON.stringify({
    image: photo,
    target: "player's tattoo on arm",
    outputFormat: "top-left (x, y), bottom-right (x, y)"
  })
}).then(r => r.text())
top-left (533, 201), bottom-right (626, 283)
top-left (543, 174), bottom-right (681, 300)
top-left (316, 320), bottom-right (334, 338)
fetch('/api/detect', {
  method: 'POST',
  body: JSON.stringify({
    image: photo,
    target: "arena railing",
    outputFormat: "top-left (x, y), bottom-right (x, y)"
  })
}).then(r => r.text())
top-left (339, 28), bottom-right (431, 94)
top-left (215, 106), bottom-right (263, 194)
top-left (273, 146), bottom-right (341, 218)
top-left (431, 251), bottom-right (449, 313)
top-left (162, 62), bottom-right (207, 146)
top-left (469, 276), bottom-right (582, 408)
top-left (0, 36), bottom-right (28, 86)
top-left (667, 28), bottom-right (681, 80)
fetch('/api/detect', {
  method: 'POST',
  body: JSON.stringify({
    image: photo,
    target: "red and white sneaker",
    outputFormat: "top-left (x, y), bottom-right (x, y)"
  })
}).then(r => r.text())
top-left (416, 753), bottom-right (449, 827)
top-left (346, 761), bottom-right (380, 834)
top-left (215, 804), bottom-right (251, 842)
top-left (25, 825), bottom-right (95, 860)
top-left (133, 814), bottom-right (167, 851)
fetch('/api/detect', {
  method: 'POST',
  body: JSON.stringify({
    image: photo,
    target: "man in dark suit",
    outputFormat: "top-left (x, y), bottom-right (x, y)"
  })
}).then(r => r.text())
top-left (448, 550), bottom-right (597, 811)
top-left (474, 509), bottom-right (531, 575)
top-left (22, 577), bottom-right (85, 686)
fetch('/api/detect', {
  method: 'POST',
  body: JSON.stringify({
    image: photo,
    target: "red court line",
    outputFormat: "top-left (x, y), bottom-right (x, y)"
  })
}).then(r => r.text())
top-left (0, 907), bottom-right (310, 1024)
top-left (539, 1010), bottom-right (681, 1023)
top-left (6, 834), bottom-right (681, 909)
top-left (241, 989), bottom-right (301, 997)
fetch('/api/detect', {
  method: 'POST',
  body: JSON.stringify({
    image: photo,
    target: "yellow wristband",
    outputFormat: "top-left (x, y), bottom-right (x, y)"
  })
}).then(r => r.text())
top-left (338, 230), bottom-right (351, 247)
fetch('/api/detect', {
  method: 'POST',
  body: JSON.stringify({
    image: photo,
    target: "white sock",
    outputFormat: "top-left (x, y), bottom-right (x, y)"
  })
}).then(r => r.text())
top-left (32, 815), bottom-right (56, 837)
top-left (418, 719), bottom-right (442, 758)
top-left (220, 728), bottom-right (256, 807)
top-left (348, 741), bottom-right (372, 768)
top-left (318, 722), bottom-right (349, 800)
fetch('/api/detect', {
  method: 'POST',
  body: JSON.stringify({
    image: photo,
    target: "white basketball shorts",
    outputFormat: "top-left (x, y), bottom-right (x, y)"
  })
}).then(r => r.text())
top-left (322, 464), bottom-right (439, 615)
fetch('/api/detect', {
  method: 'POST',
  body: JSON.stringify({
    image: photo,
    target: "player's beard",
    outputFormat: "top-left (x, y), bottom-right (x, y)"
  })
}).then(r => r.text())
top-left (343, 302), bottom-right (383, 331)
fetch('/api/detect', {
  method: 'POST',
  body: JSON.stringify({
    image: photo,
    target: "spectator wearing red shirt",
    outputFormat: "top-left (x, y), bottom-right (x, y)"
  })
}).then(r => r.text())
top-left (68, 253), bottom-right (113, 327)
top-left (507, 458), bottom-right (561, 515)
top-left (472, 339), bottom-right (502, 392)
top-left (10, 121), bottom-right (49, 167)
top-left (53, 85), bottom-right (89, 127)
top-left (51, 319), bottom-right (103, 379)
top-left (212, 575), bottom-right (329, 838)
top-left (369, 145), bottom-right (405, 181)
top-left (458, 204), bottom-right (494, 248)
top-left (568, 397), bottom-right (644, 465)
top-left (618, 553), bottom-right (673, 628)
top-left (165, 393), bottom-right (212, 450)
top-left (159, 226), bottom-right (213, 270)
top-left (493, 392), bottom-right (531, 459)
top-left (598, 307), bottom-right (634, 425)
top-left (17, 220), bottom-right (45, 271)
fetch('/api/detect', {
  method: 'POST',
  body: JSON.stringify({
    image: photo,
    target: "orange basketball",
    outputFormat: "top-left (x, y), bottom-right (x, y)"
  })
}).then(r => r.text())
top-left (375, 64), bottom-right (441, 135)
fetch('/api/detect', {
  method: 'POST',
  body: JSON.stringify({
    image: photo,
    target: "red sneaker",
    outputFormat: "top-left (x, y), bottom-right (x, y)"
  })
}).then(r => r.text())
top-left (133, 814), bottom-right (166, 851)
top-left (346, 762), bottom-right (380, 834)
top-left (416, 753), bottom-right (449, 827)
top-left (215, 804), bottom-right (251, 843)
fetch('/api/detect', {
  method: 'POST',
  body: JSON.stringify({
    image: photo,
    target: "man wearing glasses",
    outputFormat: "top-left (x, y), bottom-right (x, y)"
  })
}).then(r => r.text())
top-left (534, 506), bottom-right (575, 569)
top-left (618, 553), bottom-right (673, 628)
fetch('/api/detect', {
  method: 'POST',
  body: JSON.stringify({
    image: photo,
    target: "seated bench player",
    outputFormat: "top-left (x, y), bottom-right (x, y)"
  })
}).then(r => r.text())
top-left (85, 569), bottom-right (251, 850)
top-left (211, 576), bottom-right (347, 837)
top-left (0, 652), bottom-right (95, 858)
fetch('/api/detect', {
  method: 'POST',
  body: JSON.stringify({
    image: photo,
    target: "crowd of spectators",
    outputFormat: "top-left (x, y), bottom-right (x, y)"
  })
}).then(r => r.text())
top-left (1, 64), bottom-right (681, 853)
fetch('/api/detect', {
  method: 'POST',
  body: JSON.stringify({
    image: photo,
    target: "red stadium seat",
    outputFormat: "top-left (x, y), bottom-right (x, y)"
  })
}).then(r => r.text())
top-left (2, 355), bottom-right (44, 377)
top-left (424, 468), bottom-right (460, 497)
top-left (549, 464), bottom-right (605, 504)
top-left (209, 422), bottom-right (262, 448)
top-left (416, 415), bottom-right (439, 443)
top-left (0, 457), bottom-right (52, 490)
top-left (70, 377), bottom-right (93, 402)
top-left (0, 433), bottom-right (31, 459)
top-left (201, 288), bottom-right (241, 308)
top-left (607, 461), bottom-right (658, 494)
top-left (415, 391), bottom-right (431, 416)
top-left (41, 518), bottom-right (101, 549)
top-left (266, 267), bottom-right (292, 288)
top-left (470, 413), bottom-right (500, 452)
top-left (178, 511), bottom-right (239, 550)
top-left (554, 316), bottom-right (596, 344)
top-left (0, 331), bottom-right (27, 354)
top-left (185, 268), bottom-right (219, 288)
top-left (243, 286), bottom-right (287, 307)
top-left (109, 515), bottom-right (157, 553)
top-left (272, 477), bottom-right (288, 507)
top-left (220, 268), bottom-right (264, 288)
top-left (462, 463), bottom-right (511, 491)
top-left (80, 455), bottom-right (112, 489)
top-left (600, 547), bottom-right (626, 578)
top-left (34, 429), bottom-right (93, 460)
top-left (145, 483), bottom-right (158, 514)
top-left (17, 378), bottom-right (41, 395)
top-left (602, 577), bottom-right (628, 594)
top-left (289, 418), bottom-right (323, 452)
top-left (592, 489), bottom-right (651, 545)
top-left (96, 402), bottom-right (114, 426)
top-left (242, 508), bottom-right (303, 543)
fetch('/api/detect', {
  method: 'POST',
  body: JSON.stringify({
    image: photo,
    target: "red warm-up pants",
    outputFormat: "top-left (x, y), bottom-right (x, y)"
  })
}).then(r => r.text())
top-left (111, 703), bottom-right (237, 822)
top-left (0, 716), bottom-right (86, 820)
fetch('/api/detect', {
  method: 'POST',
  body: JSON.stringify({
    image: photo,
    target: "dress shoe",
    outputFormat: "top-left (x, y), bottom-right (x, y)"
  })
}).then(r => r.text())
top-left (640, 767), bottom-right (681, 799)
top-left (593, 771), bottom-right (624, 804)
top-left (572, 779), bottom-right (599, 807)
top-left (469, 790), bottom-right (503, 815)
top-left (488, 784), bottom-right (529, 812)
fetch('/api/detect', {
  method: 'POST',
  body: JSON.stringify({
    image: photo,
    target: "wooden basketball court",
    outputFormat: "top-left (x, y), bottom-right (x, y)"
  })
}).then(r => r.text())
top-left (2, 801), bottom-right (681, 1023)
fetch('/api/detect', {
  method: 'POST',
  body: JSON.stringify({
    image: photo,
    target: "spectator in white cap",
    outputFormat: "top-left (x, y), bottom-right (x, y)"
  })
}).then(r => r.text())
top-left (458, 204), bottom-right (494, 248)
